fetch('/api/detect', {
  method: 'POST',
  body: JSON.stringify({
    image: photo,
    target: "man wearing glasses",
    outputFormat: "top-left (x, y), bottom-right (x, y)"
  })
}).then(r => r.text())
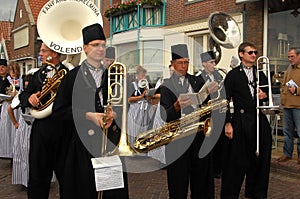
top-left (52, 23), bottom-right (128, 199)
top-left (19, 43), bottom-right (69, 198)
top-left (198, 51), bottom-right (225, 179)
top-left (160, 44), bottom-right (214, 198)
top-left (221, 42), bottom-right (272, 199)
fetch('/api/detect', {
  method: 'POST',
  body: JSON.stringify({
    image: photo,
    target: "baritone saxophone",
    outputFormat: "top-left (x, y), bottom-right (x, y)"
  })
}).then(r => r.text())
top-left (134, 99), bottom-right (228, 153)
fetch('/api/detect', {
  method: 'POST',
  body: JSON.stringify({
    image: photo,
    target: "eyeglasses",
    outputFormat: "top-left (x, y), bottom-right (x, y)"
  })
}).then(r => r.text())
top-left (39, 49), bottom-right (51, 53)
top-left (206, 60), bottom-right (216, 64)
top-left (175, 61), bottom-right (189, 65)
top-left (288, 55), bottom-right (295, 59)
top-left (246, 50), bottom-right (258, 55)
top-left (88, 43), bottom-right (106, 49)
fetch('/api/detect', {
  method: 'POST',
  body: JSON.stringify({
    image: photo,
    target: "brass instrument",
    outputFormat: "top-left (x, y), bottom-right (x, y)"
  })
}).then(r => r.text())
top-left (103, 62), bottom-right (136, 156)
top-left (138, 78), bottom-right (149, 89)
top-left (134, 99), bottom-right (228, 153)
top-left (256, 56), bottom-right (280, 156)
top-left (29, 60), bottom-right (67, 119)
top-left (33, 0), bottom-right (103, 119)
top-left (208, 12), bottom-right (241, 63)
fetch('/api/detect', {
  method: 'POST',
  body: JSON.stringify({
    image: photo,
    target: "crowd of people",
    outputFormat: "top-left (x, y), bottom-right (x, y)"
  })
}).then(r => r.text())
top-left (0, 22), bottom-right (299, 199)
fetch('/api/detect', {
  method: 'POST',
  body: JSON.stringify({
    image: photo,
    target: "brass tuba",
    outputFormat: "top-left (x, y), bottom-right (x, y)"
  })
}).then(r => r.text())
top-left (32, 0), bottom-right (103, 119)
top-left (208, 12), bottom-right (241, 63)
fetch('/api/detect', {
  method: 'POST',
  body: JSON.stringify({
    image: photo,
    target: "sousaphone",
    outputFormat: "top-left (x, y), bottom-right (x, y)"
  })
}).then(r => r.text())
top-left (31, 0), bottom-right (103, 119)
top-left (37, 0), bottom-right (103, 54)
top-left (208, 12), bottom-right (241, 64)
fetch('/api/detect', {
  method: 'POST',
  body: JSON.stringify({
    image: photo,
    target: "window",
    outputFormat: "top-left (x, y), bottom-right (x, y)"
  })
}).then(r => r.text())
top-left (192, 36), bottom-right (205, 74)
top-left (93, 0), bottom-right (101, 9)
top-left (268, 10), bottom-right (300, 72)
top-left (143, 40), bottom-right (164, 84)
top-left (117, 42), bottom-right (138, 72)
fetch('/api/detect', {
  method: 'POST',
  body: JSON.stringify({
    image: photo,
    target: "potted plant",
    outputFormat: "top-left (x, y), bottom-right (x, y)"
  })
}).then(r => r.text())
top-left (104, 0), bottom-right (163, 18)
top-left (104, 0), bottom-right (140, 18)
top-left (140, 0), bottom-right (163, 8)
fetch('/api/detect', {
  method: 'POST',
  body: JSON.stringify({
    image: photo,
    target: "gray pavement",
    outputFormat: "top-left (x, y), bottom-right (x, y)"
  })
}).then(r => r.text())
top-left (1, 153), bottom-right (300, 199)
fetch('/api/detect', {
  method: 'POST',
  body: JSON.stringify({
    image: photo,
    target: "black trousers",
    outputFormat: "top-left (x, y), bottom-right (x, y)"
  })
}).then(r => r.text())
top-left (63, 132), bottom-right (129, 199)
top-left (166, 134), bottom-right (214, 199)
top-left (27, 119), bottom-right (69, 199)
top-left (221, 117), bottom-right (272, 199)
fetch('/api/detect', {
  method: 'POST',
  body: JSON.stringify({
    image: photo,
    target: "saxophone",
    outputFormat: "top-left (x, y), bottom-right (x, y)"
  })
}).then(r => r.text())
top-left (134, 99), bottom-right (228, 153)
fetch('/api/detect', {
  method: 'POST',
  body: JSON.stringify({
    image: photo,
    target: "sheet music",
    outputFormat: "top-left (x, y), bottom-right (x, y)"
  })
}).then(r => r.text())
top-left (91, 155), bottom-right (124, 191)
top-left (179, 80), bottom-right (211, 106)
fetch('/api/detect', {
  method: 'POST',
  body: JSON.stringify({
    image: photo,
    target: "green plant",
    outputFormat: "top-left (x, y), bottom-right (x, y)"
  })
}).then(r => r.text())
top-left (104, 0), bottom-right (140, 18)
top-left (104, 0), bottom-right (163, 18)
top-left (140, 0), bottom-right (163, 7)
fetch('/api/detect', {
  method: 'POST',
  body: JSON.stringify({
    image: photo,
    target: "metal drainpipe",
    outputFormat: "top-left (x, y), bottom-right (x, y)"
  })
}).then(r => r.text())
top-left (109, 0), bottom-right (113, 46)
top-left (263, 0), bottom-right (268, 56)
top-left (137, 4), bottom-right (141, 65)
top-left (242, 4), bottom-right (246, 41)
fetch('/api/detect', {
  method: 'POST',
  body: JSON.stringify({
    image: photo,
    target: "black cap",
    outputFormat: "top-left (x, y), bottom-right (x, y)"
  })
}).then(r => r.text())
top-left (0, 59), bottom-right (7, 66)
top-left (82, 23), bottom-right (106, 45)
top-left (200, 51), bottom-right (216, 62)
top-left (105, 47), bottom-right (115, 59)
top-left (171, 44), bottom-right (189, 60)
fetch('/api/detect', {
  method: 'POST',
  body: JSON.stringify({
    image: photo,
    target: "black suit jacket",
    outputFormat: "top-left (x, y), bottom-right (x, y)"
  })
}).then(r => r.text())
top-left (52, 62), bottom-right (120, 158)
top-left (19, 63), bottom-right (68, 138)
top-left (224, 64), bottom-right (271, 157)
top-left (160, 73), bottom-right (205, 122)
top-left (0, 74), bottom-right (10, 94)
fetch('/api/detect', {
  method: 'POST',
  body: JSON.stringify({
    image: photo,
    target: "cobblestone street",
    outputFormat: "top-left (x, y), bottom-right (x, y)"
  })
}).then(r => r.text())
top-left (1, 136), bottom-right (300, 198)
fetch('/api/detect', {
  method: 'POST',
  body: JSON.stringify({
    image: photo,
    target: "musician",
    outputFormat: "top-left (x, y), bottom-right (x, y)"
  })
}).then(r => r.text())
top-left (19, 43), bottom-right (69, 199)
top-left (0, 58), bottom-right (10, 116)
top-left (221, 42), bottom-right (272, 198)
top-left (103, 46), bottom-right (115, 69)
top-left (0, 59), bottom-right (10, 95)
top-left (199, 51), bottom-right (225, 178)
top-left (160, 44), bottom-right (214, 198)
top-left (52, 23), bottom-right (128, 199)
top-left (0, 62), bottom-right (21, 159)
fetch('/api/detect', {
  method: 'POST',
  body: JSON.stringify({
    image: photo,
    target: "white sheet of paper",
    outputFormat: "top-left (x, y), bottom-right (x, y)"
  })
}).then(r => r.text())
top-left (91, 155), bottom-right (124, 191)
top-left (179, 80), bottom-right (212, 106)
top-left (286, 79), bottom-right (298, 88)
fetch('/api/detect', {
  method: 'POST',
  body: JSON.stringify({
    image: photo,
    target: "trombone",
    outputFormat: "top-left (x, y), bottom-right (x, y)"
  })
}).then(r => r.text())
top-left (256, 56), bottom-right (279, 156)
top-left (102, 62), bottom-right (136, 156)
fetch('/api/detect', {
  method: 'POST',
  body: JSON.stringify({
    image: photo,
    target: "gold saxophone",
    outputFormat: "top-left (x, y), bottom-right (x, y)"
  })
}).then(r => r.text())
top-left (134, 99), bottom-right (228, 153)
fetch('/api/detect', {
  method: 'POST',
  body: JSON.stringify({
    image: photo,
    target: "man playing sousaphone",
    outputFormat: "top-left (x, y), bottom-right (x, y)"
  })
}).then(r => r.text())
top-left (19, 43), bottom-right (69, 199)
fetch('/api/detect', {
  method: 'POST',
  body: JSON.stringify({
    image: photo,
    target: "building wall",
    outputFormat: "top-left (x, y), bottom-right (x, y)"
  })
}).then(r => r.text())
top-left (10, 0), bottom-right (37, 61)
top-left (166, 0), bottom-right (263, 53)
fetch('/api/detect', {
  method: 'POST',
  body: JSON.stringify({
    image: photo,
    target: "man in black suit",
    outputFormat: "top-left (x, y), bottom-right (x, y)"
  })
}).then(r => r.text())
top-left (221, 41), bottom-right (272, 199)
top-left (199, 51), bottom-right (225, 178)
top-left (160, 44), bottom-right (214, 199)
top-left (0, 59), bottom-right (10, 95)
top-left (52, 23), bottom-right (128, 199)
top-left (19, 43), bottom-right (69, 199)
